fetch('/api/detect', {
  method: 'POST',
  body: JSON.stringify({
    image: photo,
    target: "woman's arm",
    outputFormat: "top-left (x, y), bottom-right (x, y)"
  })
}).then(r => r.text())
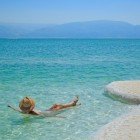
top-left (8, 105), bottom-right (22, 113)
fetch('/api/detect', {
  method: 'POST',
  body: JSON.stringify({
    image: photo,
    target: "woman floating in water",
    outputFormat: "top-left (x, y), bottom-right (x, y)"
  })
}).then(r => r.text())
top-left (8, 96), bottom-right (79, 117)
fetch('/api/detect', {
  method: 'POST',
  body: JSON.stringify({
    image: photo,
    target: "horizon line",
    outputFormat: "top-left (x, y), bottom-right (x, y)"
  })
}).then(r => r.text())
top-left (0, 19), bottom-right (139, 26)
top-left (1, 38), bottom-right (140, 40)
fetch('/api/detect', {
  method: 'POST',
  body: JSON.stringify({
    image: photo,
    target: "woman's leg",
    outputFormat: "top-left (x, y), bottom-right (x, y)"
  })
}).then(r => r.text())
top-left (48, 96), bottom-right (79, 111)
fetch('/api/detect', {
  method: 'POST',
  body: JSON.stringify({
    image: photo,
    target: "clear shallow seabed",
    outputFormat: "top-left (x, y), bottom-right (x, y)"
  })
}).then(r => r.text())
top-left (0, 39), bottom-right (140, 140)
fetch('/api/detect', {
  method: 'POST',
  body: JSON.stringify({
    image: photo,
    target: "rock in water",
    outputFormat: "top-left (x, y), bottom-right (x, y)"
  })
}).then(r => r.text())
top-left (105, 81), bottom-right (140, 104)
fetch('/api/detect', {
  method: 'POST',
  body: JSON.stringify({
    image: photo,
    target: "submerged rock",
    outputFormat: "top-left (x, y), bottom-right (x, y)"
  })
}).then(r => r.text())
top-left (105, 81), bottom-right (140, 104)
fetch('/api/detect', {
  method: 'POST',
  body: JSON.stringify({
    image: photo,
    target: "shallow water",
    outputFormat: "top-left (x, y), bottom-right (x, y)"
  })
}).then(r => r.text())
top-left (0, 39), bottom-right (140, 140)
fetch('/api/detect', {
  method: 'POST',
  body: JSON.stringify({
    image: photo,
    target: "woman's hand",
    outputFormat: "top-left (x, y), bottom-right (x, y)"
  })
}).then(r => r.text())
top-left (7, 105), bottom-right (11, 108)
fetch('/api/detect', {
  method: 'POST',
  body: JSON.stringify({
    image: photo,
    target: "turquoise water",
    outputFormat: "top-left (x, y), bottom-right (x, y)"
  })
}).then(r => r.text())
top-left (0, 39), bottom-right (140, 140)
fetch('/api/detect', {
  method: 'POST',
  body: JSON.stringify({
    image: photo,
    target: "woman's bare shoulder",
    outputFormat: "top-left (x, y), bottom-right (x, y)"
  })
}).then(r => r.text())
top-left (29, 109), bottom-right (41, 115)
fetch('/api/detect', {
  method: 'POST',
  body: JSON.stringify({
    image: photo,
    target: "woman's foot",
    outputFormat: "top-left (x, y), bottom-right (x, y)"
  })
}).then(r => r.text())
top-left (72, 96), bottom-right (79, 106)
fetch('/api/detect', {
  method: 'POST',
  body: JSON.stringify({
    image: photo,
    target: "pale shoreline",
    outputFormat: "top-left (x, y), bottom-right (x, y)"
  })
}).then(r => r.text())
top-left (93, 105), bottom-right (140, 140)
top-left (92, 80), bottom-right (140, 140)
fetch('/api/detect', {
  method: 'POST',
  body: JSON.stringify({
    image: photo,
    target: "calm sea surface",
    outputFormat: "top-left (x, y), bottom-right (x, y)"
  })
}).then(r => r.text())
top-left (0, 39), bottom-right (140, 140)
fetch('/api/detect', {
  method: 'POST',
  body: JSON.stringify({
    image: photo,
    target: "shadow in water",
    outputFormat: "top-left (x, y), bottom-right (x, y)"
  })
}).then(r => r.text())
top-left (9, 109), bottom-right (69, 126)
top-left (103, 91), bottom-right (134, 105)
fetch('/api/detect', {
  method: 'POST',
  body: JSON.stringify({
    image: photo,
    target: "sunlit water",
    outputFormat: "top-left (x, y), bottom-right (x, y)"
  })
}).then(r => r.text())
top-left (0, 39), bottom-right (140, 140)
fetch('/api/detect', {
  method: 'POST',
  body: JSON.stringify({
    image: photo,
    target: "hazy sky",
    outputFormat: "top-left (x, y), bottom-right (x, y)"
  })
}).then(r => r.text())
top-left (0, 0), bottom-right (140, 24)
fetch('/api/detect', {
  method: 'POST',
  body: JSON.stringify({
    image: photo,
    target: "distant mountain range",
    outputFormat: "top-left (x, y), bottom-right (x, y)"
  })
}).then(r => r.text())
top-left (0, 20), bottom-right (140, 38)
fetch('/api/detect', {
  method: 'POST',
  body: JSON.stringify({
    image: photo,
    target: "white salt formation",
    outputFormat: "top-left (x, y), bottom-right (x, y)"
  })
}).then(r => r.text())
top-left (92, 81), bottom-right (140, 140)
top-left (93, 106), bottom-right (140, 140)
top-left (105, 81), bottom-right (140, 104)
